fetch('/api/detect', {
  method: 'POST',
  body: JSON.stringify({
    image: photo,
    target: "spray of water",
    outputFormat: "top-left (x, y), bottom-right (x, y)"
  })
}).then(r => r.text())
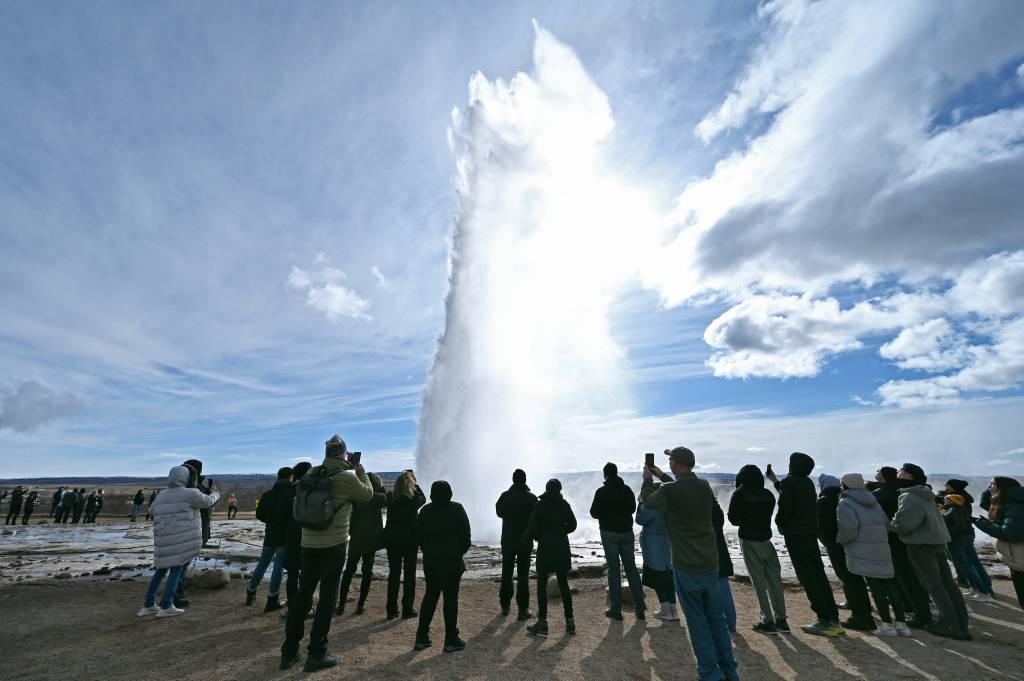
top-left (416, 23), bottom-right (658, 539)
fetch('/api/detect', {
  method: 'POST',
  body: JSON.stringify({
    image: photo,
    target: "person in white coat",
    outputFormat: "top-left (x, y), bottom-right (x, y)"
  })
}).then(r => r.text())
top-left (138, 465), bottom-right (219, 618)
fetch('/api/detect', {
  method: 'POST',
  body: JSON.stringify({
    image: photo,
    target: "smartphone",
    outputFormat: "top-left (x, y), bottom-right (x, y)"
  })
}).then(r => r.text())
top-left (645, 452), bottom-right (655, 467)
top-left (348, 451), bottom-right (362, 465)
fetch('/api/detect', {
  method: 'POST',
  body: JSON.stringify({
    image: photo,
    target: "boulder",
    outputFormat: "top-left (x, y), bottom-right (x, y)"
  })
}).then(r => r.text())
top-left (187, 568), bottom-right (230, 590)
top-left (605, 582), bottom-right (635, 605)
top-left (570, 564), bottom-right (607, 579)
top-left (54, 572), bottom-right (72, 580)
top-left (545, 576), bottom-right (580, 599)
top-left (92, 567), bottom-right (113, 576)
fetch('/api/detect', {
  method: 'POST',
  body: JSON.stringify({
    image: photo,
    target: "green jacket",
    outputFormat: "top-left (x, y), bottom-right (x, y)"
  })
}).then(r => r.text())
top-left (301, 455), bottom-right (374, 549)
top-left (890, 485), bottom-right (950, 546)
top-left (642, 472), bottom-right (718, 573)
top-left (974, 487), bottom-right (1024, 544)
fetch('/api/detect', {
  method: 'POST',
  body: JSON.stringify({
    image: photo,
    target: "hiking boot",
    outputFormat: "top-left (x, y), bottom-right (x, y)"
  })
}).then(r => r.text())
top-left (604, 608), bottom-right (623, 621)
top-left (245, 589), bottom-right (256, 606)
top-left (413, 636), bottom-right (432, 651)
top-left (894, 621), bottom-right (913, 637)
top-left (775, 618), bottom-right (791, 633)
top-left (500, 602), bottom-right (511, 616)
top-left (137, 605), bottom-right (159, 617)
top-left (401, 609), bottom-right (418, 619)
top-left (842, 615), bottom-right (876, 631)
top-left (527, 620), bottom-right (549, 637)
top-left (303, 654), bottom-right (338, 672)
top-left (443, 636), bottom-right (466, 653)
top-left (517, 609), bottom-right (534, 621)
top-left (752, 620), bottom-right (777, 635)
top-left (278, 653), bottom-right (300, 670)
top-left (872, 622), bottom-right (897, 637)
top-left (566, 618), bottom-right (576, 635)
top-left (264, 595), bottom-right (284, 613)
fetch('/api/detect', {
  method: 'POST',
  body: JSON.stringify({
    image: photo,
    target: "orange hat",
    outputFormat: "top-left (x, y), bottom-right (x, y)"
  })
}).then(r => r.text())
top-left (945, 494), bottom-right (966, 507)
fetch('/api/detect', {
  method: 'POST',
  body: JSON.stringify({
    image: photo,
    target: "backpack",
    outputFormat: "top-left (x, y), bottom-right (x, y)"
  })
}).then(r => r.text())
top-left (292, 466), bottom-right (347, 530)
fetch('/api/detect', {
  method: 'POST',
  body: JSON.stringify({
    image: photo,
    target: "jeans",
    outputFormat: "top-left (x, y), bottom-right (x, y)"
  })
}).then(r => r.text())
top-left (281, 542), bottom-right (347, 658)
top-left (674, 567), bottom-right (740, 681)
top-left (144, 565), bottom-right (185, 609)
top-left (248, 544), bottom-right (286, 597)
top-left (228, 505), bottom-right (238, 519)
top-left (601, 530), bottom-right (646, 614)
top-left (386, 543), bottom-right (418, 616)
top-left (719, 577), bottom-right (736, 631)
top-left (537, 570), bottom-right (574, 620)
top-left (339, 547), bottom-right (377, 608)
top-left (825, 542), bottom-right (873, 622)
top-left (907, 543), bottom-right (969, 635)
top-left (129, 504), bottom-right (142, 522)
top-left (417, 567), bottom-right (462, 642)
top-left (499, 544), bottom-right (532, 611)
top-left (947, 540), bottom-right (993, 595)
top-left (785, 534), bottom-right (838, 622)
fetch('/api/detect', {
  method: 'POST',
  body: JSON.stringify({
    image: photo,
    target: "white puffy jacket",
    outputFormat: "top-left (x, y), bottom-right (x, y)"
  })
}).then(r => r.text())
top-left (151, 466), bottom-right (220, 569)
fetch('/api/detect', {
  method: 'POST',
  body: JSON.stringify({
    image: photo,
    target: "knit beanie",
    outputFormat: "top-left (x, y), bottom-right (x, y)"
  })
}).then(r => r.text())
top-left (901, 463), bottom-right (927, 486)
top-left (545, 478), bottom-right (562, 494)
top-left (944, 494), bottom-right (966, 507)
top-left (945, 479), bottom-right (968, 493)
top-left (841, 473), bottom-right (865, 490)
top-left (513, 469), bottom-right (527, 485)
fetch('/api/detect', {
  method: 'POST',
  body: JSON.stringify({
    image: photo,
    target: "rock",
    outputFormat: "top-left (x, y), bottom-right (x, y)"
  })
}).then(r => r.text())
top-left (605, 582), bottom-right (635, 605)
top-left (188, 568), bottom-right (230, 590)
top-left (545, 576), bottom-right (580, 599)
top-left (230, 571), bottom-right (243, 579)
top-left (570, 564), bottom-right (607, 579)
top-left (54, 572), bottom-right (72, 580)
top-left (93, 567), bottom-right (113, 576)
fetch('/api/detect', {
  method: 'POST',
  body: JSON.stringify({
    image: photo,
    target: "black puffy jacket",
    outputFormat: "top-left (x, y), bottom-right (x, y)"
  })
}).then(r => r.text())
top-left (590, 476), bottom-right (637, 533)
top-left (256, 479), bottom-right (294, 547)
top-left (728, 465), bottom-right (776, 541)
top-left (349, 473), bottom-right (387, 555)
top-left (496, 483), bottom-right (538, 549)
top-left (384, 485), bottom-right (426, 550)
top-left (773, 452), bottom-right (818, 537)
top-left (417, 481), bottom-right (471, 576)
top-left (527, 490), bottom-right (577, 574)
top-left (817, 485), bottom-right (841, 548)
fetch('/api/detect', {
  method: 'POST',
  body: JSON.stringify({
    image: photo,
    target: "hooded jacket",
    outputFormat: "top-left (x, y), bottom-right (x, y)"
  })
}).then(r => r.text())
top-left (150, 466), bottom-right (220, 569)
top-left (527, 490), bottom-right (577, 574)
top-left (836, 489), bottom-right (894, 578)
top-left (348, 472), bottom-right (387, 555)
top-left (817, 485), bottom-right (842, 548)
top-left (301, 455), bottom-right (374, 549)
top-left (728, 465), bottom-right (776, 542)
top-left (384, 484), bottom-right (426, 550)
top-left (590, 476), bottom-right (637, 534)
top-left (974, 486), bottom-right (1024, 544)
top-left (496, 482), bottom-right (538, 549)
top-left (774, 453), bottom-right (818, 537)
top-left (642, 472), bottom-right (718, 573)
top-left (713, 500), bottom-right (734, 578)
top-left (255, 479), bottom-right (294, 547)
top-left (417, 481), bottom-right (472, 576)
top-left (873, 478), bottom-right (914, 519)
top-left (941, 503), bottom-right (973, 543)
top-left (636, 503), bottom-right (671, 572)
top-left (890, 485), bottom-right (951, 546)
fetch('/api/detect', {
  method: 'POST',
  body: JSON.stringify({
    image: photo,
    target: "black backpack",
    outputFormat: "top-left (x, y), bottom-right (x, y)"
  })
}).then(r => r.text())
top-left (293, 466), bottom-right (347, 530)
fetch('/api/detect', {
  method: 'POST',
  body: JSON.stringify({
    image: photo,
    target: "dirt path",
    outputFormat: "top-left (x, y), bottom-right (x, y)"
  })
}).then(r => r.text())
top-left (2, 575), bottom-right (1022, 681)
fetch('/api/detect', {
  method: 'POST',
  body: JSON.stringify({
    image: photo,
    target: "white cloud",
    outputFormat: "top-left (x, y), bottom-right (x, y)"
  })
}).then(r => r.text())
top-left (288, 265), bottom-right (372, 322)
top-left (371, 266), bottom-right (394, 291)
top-left (745, 446), bottom-right (766, 452)
top-left (879, 319), bottom-right (970, 373)
top-left (0, 381), bottom-right (83, 432)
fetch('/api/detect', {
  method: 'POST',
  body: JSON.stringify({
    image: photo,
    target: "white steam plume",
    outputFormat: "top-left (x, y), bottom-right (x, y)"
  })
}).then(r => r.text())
top-left (416, 23), bottom-right (657, 539)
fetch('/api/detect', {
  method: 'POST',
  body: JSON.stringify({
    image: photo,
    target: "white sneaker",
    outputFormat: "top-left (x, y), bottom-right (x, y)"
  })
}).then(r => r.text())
top-left (894, 622), bottom-right (913, 637)
top-left (972, 592), bottom-right (996, 603)
top-left (654, 606), bottom-right (680, 621)
top-left (963, 587), bottom-right (978, 597)
top-left (156, 605), bottom-right (185, 618)
top-left (872, 623), bottom-right (897, 637)
top-left (137, 605), bottom-right (159, 617)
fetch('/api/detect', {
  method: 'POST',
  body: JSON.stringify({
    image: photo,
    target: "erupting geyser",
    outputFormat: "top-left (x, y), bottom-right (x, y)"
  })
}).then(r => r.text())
top-left (416, 23), bottom-right (658, 539)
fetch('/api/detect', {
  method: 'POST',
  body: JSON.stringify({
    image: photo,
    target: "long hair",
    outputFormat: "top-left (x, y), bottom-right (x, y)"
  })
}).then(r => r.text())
top-left (989, 476), bottom-right (1022, 522)
top-left (395, 470), bottom-right (416, 499)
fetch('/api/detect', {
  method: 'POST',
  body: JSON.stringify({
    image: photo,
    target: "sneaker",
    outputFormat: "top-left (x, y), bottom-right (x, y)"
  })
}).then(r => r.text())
top-left (837, 601), bottom-right (850, 610)
top-left (303, 654), bottom-right (338, 672)
top-left (566, 618), bottom-right (576, 635)
top-left (517, 609), bottom-right (534, 621)
top-left (156, 605), bottom-right (185, 618)
top-left (801, 619), bottom-right (843, 637)
top-left (527, 620), bottom-right (549, 638)
top-left (825, 621), bottom-right (846, 637)
top-left (136, 605), bottom-right (159, 617)
top-left (752, 620), bottom-right (777, 635)
top-left (387, 610), bottom-right (399, 620)
top-left (401, 609), bottom-right (418, 620)
top-left (413, 637), bottom-right (432, 651)
top-left (894, 622), bottom-right (913, 638)
top-left (872, 622), bottom-right (897, 637)
top-left (775, 618), bottom-right (791, 633)
top-left (654, 607), bottom-right (679, 621)
top-left (843, 616), bottom-right (876, 632)
top-left (604, 608), bottom-right (623, 621)
top-left (973, 592), bottom-right (996, 604)
top-left (443, 636), bottom-right (466, 653)
top-left (278, 653), bottom-right (300, 670)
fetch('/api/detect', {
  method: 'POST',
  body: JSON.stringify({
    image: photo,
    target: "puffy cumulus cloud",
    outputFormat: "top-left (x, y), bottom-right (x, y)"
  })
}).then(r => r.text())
top-left (0, 380), bottom-right (83, 432)
top-left (645, 0), bottom-right (1024, 403)
top-left (287, 265), bottom-right (372, 322)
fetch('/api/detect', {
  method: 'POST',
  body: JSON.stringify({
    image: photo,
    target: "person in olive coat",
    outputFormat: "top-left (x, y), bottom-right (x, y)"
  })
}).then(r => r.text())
top-left (525, 479), bottom-right (578, 638)
top-left (495, 469), bottom-right (538, 619)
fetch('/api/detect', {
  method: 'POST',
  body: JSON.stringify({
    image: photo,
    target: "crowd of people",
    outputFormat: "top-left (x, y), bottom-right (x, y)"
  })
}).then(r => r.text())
top-left (128, 435), bottom-right (1024, 680)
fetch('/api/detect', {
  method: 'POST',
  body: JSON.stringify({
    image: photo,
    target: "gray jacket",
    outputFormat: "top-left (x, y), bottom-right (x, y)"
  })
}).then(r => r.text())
top-left (836, 489), bottom-right (894, 578)
top-left (890, 485), bottom-right (951, 546)
top-left (151, 466), bottom-right (220, 569)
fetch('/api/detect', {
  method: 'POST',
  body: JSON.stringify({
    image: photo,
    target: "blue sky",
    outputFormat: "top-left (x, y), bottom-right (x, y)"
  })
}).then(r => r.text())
top-left (2, 1), bottom-right (1023, 479)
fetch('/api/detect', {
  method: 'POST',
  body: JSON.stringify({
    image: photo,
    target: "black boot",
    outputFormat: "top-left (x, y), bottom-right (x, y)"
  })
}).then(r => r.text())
top-left (245, 589), bottom-right (256, 606)
top-left (401, 608), bottom-right (418, 619)
top-left (355, 601), bottom-right (366, 615)
top-left (303, 653), bottom-right (339, 672)
top-left (517, 608), bottom-right (534, 621)
top-left (264, 595), bottom-right (284, 613)
top-left (443, 634), bottom-right (466, 653)
top-left (500, 601), bottom-right (511, 616)
top-left (278, 653), bottom-right (300, 670)
top-left (566, 617), bottom-right (576, 635)
top-left (526, 619), bottom-right (549, 637)
top-left (414, 631), bottom-right (432, 651)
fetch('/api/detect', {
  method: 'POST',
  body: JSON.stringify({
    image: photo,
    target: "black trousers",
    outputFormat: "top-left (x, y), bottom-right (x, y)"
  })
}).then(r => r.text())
top-left (386, 544), bottom-right (417, 616)
top-left (282, 542), bottom-right (347, 658)
top-left (59, 507), bottom-right (72, 523)
top-left (537, 570), bottom-right (573, 621)
top-left (49, 501), bottom-right (59, 517)
top-left (1012, 569), bottom-right (1024, 610)
top-left (865, 576), bottom-right (905, 623)
top-left (5, 507), bottom-right (21, 525)
top-left (824, 543), bottom-right (873, 621)
top-left (417, 568), bottom-right (461, 642)
top-left (339, 547), bottom-right (376, 607)
top-left (499, 545), bottom-right (532, 611)
top-left (21, 509), bottom-right (34, 525)
top-left (890, 534), bottom-right (930, 622)
top-left (785, 534), bottom-right (838, 622)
